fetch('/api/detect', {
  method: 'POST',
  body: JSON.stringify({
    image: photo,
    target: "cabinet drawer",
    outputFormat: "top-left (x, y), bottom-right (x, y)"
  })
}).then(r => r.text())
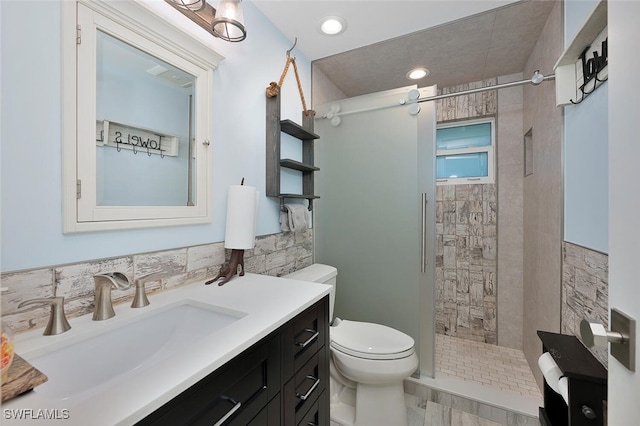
top-left (284, 348), bottom-right (328, 425)
top-left (297, 390), bottom-right (328, 426)
top-left (138, 334), bottom-right (280, 426)
top-left (283, 296), bottom-right (329, 378)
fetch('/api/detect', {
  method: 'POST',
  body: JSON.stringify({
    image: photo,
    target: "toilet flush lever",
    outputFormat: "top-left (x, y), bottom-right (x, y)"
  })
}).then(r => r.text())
top-left (580, 308), bottom-right (636, 371)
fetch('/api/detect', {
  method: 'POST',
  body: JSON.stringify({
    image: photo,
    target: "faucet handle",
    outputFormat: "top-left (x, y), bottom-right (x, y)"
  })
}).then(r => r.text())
top-left (131, 272), bottom-right (161, 308)
top-left (18, 297), bottom-right (72, 336)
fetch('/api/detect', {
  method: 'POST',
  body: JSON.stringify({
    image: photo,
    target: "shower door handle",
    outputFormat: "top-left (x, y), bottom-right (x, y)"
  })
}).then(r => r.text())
top-left (421, 193), bottom-right (428, 273)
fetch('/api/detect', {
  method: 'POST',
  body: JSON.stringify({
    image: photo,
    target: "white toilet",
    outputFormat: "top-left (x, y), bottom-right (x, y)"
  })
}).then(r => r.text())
top-left (284, 264), bottom-right (418, 426)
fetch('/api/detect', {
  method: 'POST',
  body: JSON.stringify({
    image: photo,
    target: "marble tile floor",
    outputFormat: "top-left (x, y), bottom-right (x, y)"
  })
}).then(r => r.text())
top-left (332, 401), bottom-right (515, 426)
top-left (404, 379), bottom-right (541, 426)
top-left (408, 400), bottom-right (525, 426)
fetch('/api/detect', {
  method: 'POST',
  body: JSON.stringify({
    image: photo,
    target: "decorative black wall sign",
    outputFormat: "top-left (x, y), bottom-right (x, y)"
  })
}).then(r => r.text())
top-left (580, 38), bottom-right (608, 90)
top-left (572, 38), bottom-right (608, 104)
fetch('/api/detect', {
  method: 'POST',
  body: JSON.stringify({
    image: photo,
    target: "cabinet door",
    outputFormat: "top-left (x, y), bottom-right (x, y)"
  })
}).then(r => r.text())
top-left (245, 394), bottom-right (281, 426)
top-left (138, 335), bottom-right (280, 426)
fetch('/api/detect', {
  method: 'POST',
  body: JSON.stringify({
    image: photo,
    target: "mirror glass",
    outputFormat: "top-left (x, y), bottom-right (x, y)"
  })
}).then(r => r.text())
top-left (95, 30), bottom-right (196, 207)
top-left (65, 1), bottom-right (222, 232)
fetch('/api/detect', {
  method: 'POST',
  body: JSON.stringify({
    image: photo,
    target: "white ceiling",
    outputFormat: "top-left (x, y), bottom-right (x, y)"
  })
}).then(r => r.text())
top-left (252, 0), bottom-right (521, 61)
top-left (251, 0), bottom-right (556, 98)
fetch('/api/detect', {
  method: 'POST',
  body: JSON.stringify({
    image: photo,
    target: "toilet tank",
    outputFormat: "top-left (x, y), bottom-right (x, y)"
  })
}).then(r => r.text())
top-left (283, 264), bottom-right (337, 322)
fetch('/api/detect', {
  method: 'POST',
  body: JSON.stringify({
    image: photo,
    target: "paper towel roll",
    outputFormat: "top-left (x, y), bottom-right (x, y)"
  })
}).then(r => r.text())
top-left (558, 376), bottom-right (569, 405)
top-left (538, 352), bottom-right (563, 394)
top-left (224, 185), bottom-right (258, 249)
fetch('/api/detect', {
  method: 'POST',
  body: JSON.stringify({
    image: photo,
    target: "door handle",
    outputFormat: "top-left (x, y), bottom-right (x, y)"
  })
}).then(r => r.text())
top-left (581, 308), bottom-right (636, 371)
top-left (421, 193), bottom-right (428, 273)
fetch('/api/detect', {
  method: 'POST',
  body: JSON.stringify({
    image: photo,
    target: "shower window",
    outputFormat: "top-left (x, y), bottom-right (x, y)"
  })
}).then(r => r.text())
top-left (436, 118), bottom-right (495, 185)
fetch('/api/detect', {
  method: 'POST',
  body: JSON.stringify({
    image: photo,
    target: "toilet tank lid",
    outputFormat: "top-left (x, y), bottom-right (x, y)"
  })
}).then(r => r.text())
top-left (284, 264), bottom-right (337, 283)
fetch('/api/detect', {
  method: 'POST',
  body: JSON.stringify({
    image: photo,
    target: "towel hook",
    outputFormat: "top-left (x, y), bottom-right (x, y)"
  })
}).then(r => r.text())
top-left (286, 37), bottom-right (297, 58)
top-left (570, 63), bottom-right (608, 104)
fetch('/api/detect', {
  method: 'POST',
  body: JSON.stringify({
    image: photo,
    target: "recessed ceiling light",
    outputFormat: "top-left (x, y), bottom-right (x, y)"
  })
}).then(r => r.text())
top-left (319, 16), bottom-right (347, 36)
top-left (406, 67), bottom-right (430, 80)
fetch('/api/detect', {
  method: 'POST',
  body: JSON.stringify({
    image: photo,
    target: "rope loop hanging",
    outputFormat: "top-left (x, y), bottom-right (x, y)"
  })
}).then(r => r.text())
top-left (266, 37), bottom-right (315, 117)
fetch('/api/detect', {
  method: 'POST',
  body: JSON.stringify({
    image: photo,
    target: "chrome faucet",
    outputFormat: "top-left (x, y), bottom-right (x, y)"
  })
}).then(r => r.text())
top-left (93, 273), bottom-right (131, 321)
top-left (18, 297), bottom-right (72, 336)
top-left (131, 272), bottom-right (162, 308)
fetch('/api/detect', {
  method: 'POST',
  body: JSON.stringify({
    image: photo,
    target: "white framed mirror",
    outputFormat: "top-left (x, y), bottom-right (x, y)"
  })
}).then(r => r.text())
top-left (62, 0), bottom-right (223, 232)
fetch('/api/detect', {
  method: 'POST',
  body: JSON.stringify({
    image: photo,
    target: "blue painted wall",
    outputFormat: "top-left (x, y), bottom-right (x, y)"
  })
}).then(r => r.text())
top-left (563, 0), bottom-right (608, 253)
top-left (0, 0), bottom-right (310, 271)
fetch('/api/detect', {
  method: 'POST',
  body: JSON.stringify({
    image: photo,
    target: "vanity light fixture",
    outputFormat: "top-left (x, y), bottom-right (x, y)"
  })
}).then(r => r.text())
top-left (167, 0), bottom-right (206, 12)
top-left (212, 0), bottom-right (247, 42)
top-left (406, 67), bottom-right (430, 80)
top-left (319, 16), bottom-right (347, 36)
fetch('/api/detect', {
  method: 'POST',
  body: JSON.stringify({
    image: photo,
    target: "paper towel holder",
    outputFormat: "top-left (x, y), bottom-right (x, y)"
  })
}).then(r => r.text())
top-left (205, 178), bottom-right (255, 286)
top-left (205, 249), bottom-right (245, 286)
top-left (580, 308), bottom-right (636, 371)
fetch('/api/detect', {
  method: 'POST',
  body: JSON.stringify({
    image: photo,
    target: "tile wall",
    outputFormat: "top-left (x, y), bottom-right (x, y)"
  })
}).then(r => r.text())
top-left (436, 78), bottom-right (497, 123)
top-left (522, 1), bottom-right (563, 388)
top-left (436, 74), bottom-right (522, 348)
top-left (1, 230), bottom-right (313, 335)
top-left (561, 241), bottom-right (609, 367)
top-left (435, 184), bottom-right (498, 343)
top-left (495, 74), bottom-right (525, 350)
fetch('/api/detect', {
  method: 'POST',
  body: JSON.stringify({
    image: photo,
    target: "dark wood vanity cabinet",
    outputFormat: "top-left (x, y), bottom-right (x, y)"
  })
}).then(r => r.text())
top-left (137, 296), bottom-right (330, 426)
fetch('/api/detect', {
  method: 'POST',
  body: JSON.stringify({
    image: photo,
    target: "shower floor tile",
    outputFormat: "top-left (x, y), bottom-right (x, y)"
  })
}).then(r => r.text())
top-left (435, 334), bottom-right (541, 399)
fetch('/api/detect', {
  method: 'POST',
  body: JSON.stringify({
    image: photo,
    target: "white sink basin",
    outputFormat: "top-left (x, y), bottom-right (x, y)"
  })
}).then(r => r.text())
top-left (27, 300), bottom-right (245, 403)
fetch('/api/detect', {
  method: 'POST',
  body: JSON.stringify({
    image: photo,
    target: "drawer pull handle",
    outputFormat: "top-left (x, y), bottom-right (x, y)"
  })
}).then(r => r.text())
top-left (296, 375), bottom-right (320, 401)
top-left (296, 328), bottom-right (319, 348)
top-left (213, 397), bottom-right (242, 426)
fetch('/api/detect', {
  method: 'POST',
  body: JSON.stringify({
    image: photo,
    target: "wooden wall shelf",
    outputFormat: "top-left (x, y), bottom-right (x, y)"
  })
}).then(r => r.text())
top-left (266, 93), bottom-right (320, 211)
top-left (280, 119), bottom-right (319, 140)
top-left (280, 159), bottom-right (319, 173)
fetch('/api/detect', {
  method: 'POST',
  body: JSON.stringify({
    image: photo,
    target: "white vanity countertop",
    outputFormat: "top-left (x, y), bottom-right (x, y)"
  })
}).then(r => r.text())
top-left (2, 273), bottom-right (331, 425)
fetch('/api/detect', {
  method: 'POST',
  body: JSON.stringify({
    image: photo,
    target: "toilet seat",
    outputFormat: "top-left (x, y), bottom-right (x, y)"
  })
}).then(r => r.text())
top-left (330, 319), bottom-right (415, 360)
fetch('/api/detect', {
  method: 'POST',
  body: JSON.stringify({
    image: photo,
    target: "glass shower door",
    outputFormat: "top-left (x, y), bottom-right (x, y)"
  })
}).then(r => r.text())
top-left (314, 86), bottom-right (436, 376)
